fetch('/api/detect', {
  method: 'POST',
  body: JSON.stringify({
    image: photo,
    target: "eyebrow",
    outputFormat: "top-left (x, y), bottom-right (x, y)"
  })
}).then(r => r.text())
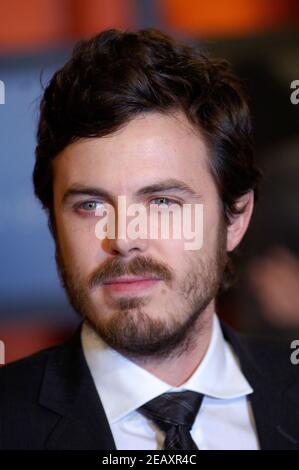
top-left (62, 178), bottom-right (201, 205)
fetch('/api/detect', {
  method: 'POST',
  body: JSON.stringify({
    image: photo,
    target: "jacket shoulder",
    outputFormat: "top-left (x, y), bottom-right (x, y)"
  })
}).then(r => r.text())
top-left (222, 321), bottom-right (299, 392)
top-left (0, 336), bottom-right (78, 449)
top-left (0, 342), bottom-right (62, 391)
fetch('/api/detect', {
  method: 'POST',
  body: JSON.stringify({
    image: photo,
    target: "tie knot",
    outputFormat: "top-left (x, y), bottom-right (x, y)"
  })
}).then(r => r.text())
top-left (137, 390), bottom-right (204, 431)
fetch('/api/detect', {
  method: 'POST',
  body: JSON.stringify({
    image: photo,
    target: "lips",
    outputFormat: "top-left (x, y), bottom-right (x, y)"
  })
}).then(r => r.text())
top-left (102, 276), bottom-right (162, 294)
top-left (103, 276), bottom-right (160, 285)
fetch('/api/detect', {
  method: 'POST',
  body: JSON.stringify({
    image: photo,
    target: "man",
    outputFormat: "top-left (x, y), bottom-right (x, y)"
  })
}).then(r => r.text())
top-left (0, 28), bottom-right (298, 450)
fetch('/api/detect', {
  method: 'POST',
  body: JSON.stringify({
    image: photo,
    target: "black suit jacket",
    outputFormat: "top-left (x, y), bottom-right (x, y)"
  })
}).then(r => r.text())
top-left (0, 321), bottom-right (299, 450)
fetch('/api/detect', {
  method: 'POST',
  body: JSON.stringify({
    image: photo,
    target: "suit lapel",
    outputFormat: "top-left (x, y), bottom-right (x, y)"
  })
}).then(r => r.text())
top-left (221, 321), bottom-right (299, 450)
top-left (38, 325), bottom-right (117, 450)
top-left (249, 381), bottom-right (298, 450)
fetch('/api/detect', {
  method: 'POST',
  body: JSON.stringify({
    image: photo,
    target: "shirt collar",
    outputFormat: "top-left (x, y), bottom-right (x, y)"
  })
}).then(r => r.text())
top-left (81, 314), bottom-right (253, 424)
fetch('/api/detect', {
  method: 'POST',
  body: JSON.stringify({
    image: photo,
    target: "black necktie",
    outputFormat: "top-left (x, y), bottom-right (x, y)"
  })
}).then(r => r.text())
top-left (137, 390), bottom-right (204, 450)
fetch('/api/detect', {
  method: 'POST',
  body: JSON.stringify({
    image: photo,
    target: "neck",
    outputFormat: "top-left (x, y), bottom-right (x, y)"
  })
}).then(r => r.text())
top-left (131, 303), bottom-right (215, 387)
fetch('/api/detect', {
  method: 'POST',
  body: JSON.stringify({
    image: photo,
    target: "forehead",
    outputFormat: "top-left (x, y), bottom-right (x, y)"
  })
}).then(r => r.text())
top-left (53, 110), bottom-right (212, 193)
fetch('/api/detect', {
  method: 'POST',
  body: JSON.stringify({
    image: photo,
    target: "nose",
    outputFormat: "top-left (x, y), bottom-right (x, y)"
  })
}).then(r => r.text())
top-left (107, 235), bottom-right (149, 256)
top-left (106, 220), bottom-right (149, 256)
top-left (102, 196), bottom-right (150, 256)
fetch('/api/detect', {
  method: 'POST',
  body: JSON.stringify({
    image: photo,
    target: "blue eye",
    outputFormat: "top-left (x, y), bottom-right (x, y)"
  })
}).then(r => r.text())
top-left (151, 197), bottom-right (176, 206)
top-left (79, 200), bottom-right (102, 211)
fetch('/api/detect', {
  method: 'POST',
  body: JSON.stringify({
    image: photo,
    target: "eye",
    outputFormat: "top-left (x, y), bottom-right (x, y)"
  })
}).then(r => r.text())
top-left (150, 197), bottom-right (178, 206)
top-left (77, 200), bottom-right (103, 211)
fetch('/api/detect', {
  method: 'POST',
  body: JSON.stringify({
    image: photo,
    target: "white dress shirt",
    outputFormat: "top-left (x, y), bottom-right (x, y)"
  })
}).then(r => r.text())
top-left (81, 314), bottom-right (260, 450)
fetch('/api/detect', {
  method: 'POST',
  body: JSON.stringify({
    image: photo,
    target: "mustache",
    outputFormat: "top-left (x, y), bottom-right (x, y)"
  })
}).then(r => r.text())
top-left (89, 255), bottom-right (173, 289)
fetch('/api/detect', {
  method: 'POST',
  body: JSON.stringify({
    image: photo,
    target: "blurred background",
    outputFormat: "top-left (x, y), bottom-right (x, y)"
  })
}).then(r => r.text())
top-left (0, 0), bottom-right (298, 364)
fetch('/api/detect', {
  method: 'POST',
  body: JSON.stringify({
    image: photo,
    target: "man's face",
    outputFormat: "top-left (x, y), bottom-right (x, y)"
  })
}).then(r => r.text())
top-left (52, 110), bottom-right (228, 360)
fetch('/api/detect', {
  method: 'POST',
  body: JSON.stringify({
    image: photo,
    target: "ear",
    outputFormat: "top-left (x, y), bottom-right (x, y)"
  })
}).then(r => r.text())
top-left (226, 191), bottom-right (254, 252)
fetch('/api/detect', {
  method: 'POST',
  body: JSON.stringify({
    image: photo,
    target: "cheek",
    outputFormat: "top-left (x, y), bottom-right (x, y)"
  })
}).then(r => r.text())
top-left (153, 238), bottom-right (189, 276)
top-left (202, 201), bottom-right (222, 248)
top-left (57, 215), bottom-right (104, 273)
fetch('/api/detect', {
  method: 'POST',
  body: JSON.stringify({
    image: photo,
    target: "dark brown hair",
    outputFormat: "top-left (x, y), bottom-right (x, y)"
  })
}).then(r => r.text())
top-left (33, 27), bottom-right (261, 288)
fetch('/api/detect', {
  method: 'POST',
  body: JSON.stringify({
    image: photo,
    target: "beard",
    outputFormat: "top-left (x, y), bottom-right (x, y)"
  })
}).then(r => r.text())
top-left (55, 226), bottom-right (228, 362)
